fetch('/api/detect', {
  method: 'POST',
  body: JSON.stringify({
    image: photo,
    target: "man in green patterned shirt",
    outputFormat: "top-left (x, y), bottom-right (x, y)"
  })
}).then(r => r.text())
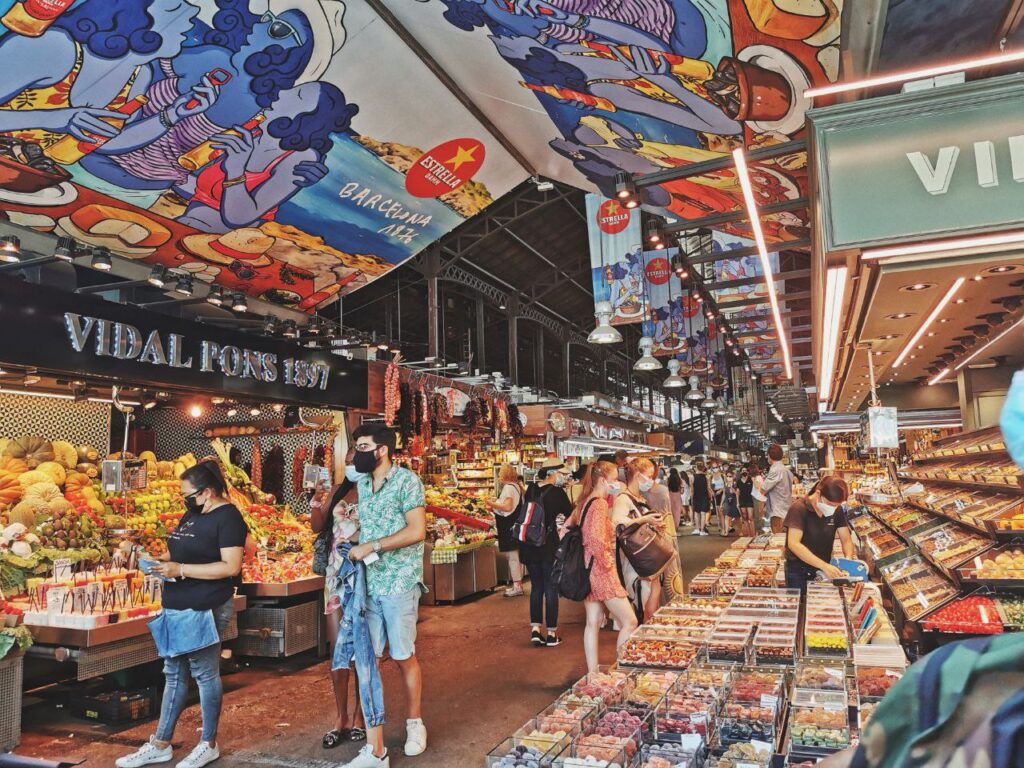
top-left (345, 424), bottom-right (427, 768)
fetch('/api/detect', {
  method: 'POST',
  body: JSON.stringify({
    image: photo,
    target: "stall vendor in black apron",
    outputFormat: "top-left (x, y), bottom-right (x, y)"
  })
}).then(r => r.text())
top-left (784, 476), bottom-right (855, 592)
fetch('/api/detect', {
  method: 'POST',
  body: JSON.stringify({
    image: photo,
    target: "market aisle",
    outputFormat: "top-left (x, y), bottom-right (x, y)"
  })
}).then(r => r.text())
top-left (17, 533), bottom-right (732, 768)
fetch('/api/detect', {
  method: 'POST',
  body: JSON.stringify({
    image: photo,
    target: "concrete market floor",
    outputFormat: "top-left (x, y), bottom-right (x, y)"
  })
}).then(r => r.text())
top-left (16, 526), bottom-right (737, 767)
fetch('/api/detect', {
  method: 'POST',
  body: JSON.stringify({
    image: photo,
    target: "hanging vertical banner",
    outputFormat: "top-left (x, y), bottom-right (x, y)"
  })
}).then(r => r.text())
top-left (587, 194), bottom-right (643, 325)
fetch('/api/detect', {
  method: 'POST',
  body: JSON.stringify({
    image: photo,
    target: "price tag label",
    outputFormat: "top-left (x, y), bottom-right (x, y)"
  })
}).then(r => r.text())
top-left (917, 591), bottom-right (930, 609)
top-left (46, 586), bottom-right (67, 614)
top-left (257, 550), bottom-right (269, 565)
top-left (760, 694), bottom-right (778, 709)
top-left (737, 763), bottom-right (759, 768)
top-left (114, 578), bottom-right (129, 606)
top-left (72, 585), bottom-right (88, 614)
top-left (53, 558), bottom-right (73, 582)
top-left (980, 605), bottom-right (991, 624)
top-left (751, 739), bottom-right (773, 754)
top-left (86, 581), bottom-right (101, 610)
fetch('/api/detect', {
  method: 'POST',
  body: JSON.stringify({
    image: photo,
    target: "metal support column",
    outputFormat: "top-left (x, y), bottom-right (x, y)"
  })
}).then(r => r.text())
top-left (423, 246), bottom-right (441, 359)
top-left (507, 298), bottom-right (519, 385)
top-left (564, 340), bottom-right (572, 398)
top-left (536, 327), bottom-right (545, 390)
top-left (475, 294), bottom-right (486, 372)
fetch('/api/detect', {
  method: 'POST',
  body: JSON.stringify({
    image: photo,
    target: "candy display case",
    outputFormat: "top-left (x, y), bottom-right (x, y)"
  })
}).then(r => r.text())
top-left (536, 700), bottom-right (601, 735)
top-left (618, 628), bottom-right (702, 670)
top-left (751, 626), bottom-right (798, 667)
top-left (908, 521), bottom-right (992, 572)
top-left (639, 737), bottom-right (704, 768)
top-left (707, 627), bottom-right (752, 664)
top-left (513, 717), bottom-right (581, 753)
top-left (786, 706), bottom-right (851, 756)
top-left (688, 573), bottom-right (720, 597)
top-left (655, 691), bottom-right (717, 742)
top-left (920, 595), bottom-right (1004, 635)
top-left (880, 554), bottom-right (959, 622)
top-left (571, 667), bottom-right (630, 706)
top-left (996, 595), bottom-right (1024, 627)
top-left (718, 700), bottom-right (776, 745)
top-left (804, 586), bottom-right (850, 658)
top-left (907, 483), bottom-right (1023, 534)
top-left (553, 736), bottom-right (635, 768)
top-left (624, 669), bottom-right (682, 709)
top-left (485, 738), bottom-right (561, 768)
top-left (957, 545), bottom-right (1024, 589)
top-left (712, 742), bottom-right (772, 768)
top-left (793, 661), bottom-right (847, 693)
top-left (874, 505), bottom-right (941, 536)
top-left (854, 666), bottom-right (902, 702)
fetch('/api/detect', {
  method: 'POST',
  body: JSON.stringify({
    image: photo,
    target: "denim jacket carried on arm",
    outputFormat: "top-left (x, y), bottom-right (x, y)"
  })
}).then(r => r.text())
top-left (331, 542), bottom-right (385, 728)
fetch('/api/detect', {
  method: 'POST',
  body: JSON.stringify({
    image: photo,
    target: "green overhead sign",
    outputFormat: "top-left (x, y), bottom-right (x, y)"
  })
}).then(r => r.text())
top-left (809, 74), bottom-right (1024, 252)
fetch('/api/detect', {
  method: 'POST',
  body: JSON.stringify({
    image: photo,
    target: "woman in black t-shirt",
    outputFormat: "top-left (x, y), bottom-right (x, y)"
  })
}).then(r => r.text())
top-left (736, 467), bottom-right (755, 538)
top-left (690, 462), bottom-right (711, 536)
top-left (118, 462), bottom-right (247, 768)
top-left (784, 475), bottom-right (854, 593)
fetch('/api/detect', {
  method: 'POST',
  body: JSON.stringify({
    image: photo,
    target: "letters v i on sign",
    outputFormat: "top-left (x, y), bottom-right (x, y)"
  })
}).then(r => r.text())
top-left (907, 136), bottom-right (1024, 195)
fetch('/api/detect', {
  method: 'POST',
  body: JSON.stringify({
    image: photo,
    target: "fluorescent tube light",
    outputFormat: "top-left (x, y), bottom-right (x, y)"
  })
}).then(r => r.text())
top-left (892, 277), bottom-right (965, 369)
top-left (732, 149), bottom-right (792, 379)
top-left (862, 230), bottom-right (1024, 260)
top-left (805, 48), bottom-right (1024, 98)
top-left (818, 265), bottom-right (847, 406)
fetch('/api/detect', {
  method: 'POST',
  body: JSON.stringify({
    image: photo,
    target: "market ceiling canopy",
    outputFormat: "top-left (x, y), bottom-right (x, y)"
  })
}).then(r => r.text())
top-left (0, 0), bottom-right (837, 320)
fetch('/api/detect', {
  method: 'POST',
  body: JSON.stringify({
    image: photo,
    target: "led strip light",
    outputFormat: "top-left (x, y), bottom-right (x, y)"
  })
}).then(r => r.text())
top-left (862, 230), bottom-right (1024, 261)
top-left (732, 149), bottom-right (792, 380)
top-left (818, 265), bottom-right (848, 407)
top-left (892, 277), bottom-right (966, 369)
top-left (804, 48), bottom-right (1024, 98)
top-left (929, 315), bottom-right (1024, 385)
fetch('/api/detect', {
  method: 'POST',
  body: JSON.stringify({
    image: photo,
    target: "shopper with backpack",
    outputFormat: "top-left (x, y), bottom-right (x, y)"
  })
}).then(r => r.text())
top-left (570, 460), bottom-right (638, 674)
top-left (516, 457), bottom-right (572, 647)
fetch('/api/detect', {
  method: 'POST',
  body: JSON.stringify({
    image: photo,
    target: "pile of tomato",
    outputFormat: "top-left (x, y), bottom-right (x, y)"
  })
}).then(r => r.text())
top-left (922, 595), bottom-right (1003, 634)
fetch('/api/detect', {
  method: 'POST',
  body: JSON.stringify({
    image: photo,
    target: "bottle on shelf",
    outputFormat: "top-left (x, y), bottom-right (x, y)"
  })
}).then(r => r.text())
top-left (1, 0), bottom-right (74, 37)
top-left (45, 95), bottom-right (150, 165)
top-left (178, 113), bottom-right (265, 171)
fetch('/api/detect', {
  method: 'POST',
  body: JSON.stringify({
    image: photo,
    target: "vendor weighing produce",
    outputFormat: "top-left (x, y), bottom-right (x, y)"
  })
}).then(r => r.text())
top-left (784, 476), bottom-right (854, 592)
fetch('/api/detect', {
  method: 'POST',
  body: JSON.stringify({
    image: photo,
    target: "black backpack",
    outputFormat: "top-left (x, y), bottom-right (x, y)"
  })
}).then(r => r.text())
top-left (552, 499), bottom-right (596, 601)
top-left (512, 484), bottom-right (549, 548)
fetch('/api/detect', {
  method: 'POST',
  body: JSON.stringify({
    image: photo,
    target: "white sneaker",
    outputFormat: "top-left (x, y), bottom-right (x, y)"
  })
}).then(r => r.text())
top-left (176, 741), bottom-right (220, 768)
top-left (405, 718), bottom-right (427, 756)
top-left (116, 739), bottom-right (173, 767)
top-left (342, 745), bottom-right (390, 767)
top-left (690, 529), bottom-right (701, 536)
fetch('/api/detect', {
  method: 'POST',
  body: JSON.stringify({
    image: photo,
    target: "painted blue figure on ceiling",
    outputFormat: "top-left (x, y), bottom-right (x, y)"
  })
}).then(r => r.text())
top-left (80, 0), bottom-right (347, 191)
top-left (0, 0), bottom-right (201, 146)
top-left (604, 245), bottom-right (644, 315)
top-left (174, 81), bottom-right (356, 233)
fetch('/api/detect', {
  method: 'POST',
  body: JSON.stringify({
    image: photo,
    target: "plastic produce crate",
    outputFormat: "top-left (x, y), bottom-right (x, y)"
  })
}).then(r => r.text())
top-left (70, 683), bottom-right (160, 725)
top-left (235, 599), bottom-right (319, 657)
top-left (0, 651), bottom-right (23, 751)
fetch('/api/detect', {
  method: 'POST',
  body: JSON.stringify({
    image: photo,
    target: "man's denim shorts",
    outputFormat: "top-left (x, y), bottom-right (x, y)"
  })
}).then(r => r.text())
top-left (366, 585), bottom-right (421, 661)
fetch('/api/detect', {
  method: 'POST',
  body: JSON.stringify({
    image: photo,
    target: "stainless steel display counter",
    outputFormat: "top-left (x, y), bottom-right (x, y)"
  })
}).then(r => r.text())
top-left (421, 543), bottom-right (497, 604)
top-left (24, 595), bottom-right (247, 680)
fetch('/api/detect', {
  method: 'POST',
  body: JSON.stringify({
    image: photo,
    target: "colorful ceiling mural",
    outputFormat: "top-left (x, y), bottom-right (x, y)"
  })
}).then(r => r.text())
top-left (0, 0), bottom-right (527, 310)
top-left (385, 0), bottom-right (839, 245)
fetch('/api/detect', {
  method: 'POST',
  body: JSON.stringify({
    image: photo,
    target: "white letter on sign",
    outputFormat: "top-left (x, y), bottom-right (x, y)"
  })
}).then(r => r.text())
top-left (907, 146), bottom-right (959, 195)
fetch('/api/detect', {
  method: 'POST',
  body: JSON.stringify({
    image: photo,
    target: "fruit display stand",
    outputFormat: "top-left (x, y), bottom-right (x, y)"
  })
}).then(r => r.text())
top-left (420, 488), bottom-right (498, 604)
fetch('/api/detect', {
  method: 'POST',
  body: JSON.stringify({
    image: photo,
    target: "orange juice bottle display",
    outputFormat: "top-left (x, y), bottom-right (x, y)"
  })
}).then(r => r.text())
top-left (1, 0), bottom-right (75, 36)
top-left (45, 95), bottom-right (150, 165)
top-left (178, 114), bottom-right (266, 171)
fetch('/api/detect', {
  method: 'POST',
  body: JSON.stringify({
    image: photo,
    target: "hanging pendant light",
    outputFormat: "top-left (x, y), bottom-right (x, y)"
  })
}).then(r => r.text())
top-left (634, 336), bottom-right (662, 371)
top-left (685, 374), bottom-right (704, 402)
top-left (663, 358), bottom-right (685, 388)
top-left (700, 386), bottom-right (716, 411)
top-left (714, 397), bottom-right (728, 416)
top-left (588, 300), bottom-right (622, 344)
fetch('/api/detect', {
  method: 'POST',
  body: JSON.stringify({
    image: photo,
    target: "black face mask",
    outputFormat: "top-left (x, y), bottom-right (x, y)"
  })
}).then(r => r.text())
top-left (353, 448), bottom-right (380, 475)
top-left (184, 492), bottom-right (204, 515)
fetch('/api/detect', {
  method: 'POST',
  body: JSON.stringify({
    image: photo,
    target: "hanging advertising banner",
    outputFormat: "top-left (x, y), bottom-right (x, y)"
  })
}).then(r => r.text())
top-left (586, 193), bottom-right (644, 325)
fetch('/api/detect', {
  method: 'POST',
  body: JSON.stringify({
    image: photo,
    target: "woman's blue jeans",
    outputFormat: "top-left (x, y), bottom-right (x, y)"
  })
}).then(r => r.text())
top-left (155, 598), bottom-right (234, 743)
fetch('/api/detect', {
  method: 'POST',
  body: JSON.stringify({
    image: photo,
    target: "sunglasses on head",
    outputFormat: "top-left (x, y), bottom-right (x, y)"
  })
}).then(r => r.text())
top-left (228, 259), bottom-right (257, 280)
top-left (260, 12), bottom-right (302, 47)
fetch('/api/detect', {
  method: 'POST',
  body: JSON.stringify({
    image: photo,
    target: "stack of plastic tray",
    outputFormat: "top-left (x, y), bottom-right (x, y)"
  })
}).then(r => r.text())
top-left (804, 584), bottom-right (850, 658)
top-left (638, 736), bottom-right (705, 768)
top-left (717, 669), bottom-right (784, 747)
top-left (618, 627), bottom-right (702, 670)
top-left (717, 569), bottom-right (750, 596)
top-left (689, 572), bottom-right (721, 597)
top-left (787, 705), bottom-right (852, 757)
top-left (570, 666), bottom-right (630, 706)
top-left (624, 669), bottom-right (682, 711)
top-left (654, 666), bottom-right (731, 745)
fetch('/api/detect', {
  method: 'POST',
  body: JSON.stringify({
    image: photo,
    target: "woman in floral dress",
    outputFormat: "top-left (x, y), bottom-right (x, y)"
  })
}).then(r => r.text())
top-left (572, 460), bottom-right (639, 673)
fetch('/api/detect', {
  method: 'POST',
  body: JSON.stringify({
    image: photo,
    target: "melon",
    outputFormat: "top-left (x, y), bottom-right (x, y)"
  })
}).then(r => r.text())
top-left (77, 445), bottom-right (99, 462)
top-left (23, 482), bottom-right (61, 506)
top-left (35, 461), bottom-right (66, 486)
top-left (8, 501), bottom-right (37, 528)
top-left (0, 455), bottom-right (27, 475)
top-left (51, 440), bottom-right (78, 469)
top-left (17, 470), bottom-right (51, 490)
top-left (4, 436), bottom-right (54, 469)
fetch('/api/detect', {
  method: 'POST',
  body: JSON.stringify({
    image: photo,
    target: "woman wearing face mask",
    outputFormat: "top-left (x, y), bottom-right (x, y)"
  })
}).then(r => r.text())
top-left (309, 450), bottom-right (366, 749)
top-left (121, 462), bottom-right (246, 768)
top-left (572, 461), bottom-right (638, 674)
top-left (486, 464), bottom-right (525, 598)
top-left (519, 457), bottom-right (572, 646)
top-left (613, 460), bottom-right (667, 622)
top-left (721, 470), bottom-right (740, 537)
top-left (784, 476), bottom-right (855, 593)
top-left (736, 467), bottom-right (755, 537)
top-left (690, 462), bottom-right (711, 536)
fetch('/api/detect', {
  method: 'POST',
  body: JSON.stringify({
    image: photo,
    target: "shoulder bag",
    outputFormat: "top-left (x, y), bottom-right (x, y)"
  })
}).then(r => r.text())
top-left (616, 497), bottom-right (675, 578)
